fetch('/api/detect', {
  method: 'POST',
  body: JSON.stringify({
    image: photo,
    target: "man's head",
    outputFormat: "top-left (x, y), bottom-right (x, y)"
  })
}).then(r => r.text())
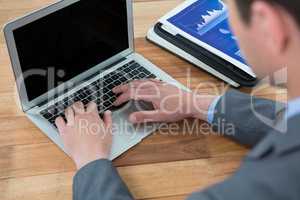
top-left (227, 0), bottom-right (300, 79)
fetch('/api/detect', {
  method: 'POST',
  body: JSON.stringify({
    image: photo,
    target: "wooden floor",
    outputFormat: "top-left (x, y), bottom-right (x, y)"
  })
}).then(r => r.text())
top-left (0, 0), bottom-right (287, 200)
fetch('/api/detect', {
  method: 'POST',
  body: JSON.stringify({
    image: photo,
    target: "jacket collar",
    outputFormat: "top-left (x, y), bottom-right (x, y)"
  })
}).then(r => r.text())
top-left (274, 114), bottom-right (300, 155)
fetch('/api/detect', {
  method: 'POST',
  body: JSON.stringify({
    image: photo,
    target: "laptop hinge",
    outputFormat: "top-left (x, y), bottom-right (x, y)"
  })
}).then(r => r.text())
top-left (35, 56), bottom-right (127, 108)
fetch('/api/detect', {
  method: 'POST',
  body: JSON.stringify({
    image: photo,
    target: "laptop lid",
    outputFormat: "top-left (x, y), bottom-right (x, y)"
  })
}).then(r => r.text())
top-left (4, 0), bottom-right (134, 112)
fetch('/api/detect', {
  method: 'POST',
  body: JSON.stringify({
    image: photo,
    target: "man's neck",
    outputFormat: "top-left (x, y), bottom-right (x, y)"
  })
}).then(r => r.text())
top-left (287, 54), bottom-right (300, 100)
top-left (284, 19), bottom-right (300, 101)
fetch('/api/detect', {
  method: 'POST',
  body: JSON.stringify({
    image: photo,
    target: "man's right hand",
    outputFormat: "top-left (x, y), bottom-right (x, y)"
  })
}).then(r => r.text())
top-left (112, 79), bottom-right (217, 124)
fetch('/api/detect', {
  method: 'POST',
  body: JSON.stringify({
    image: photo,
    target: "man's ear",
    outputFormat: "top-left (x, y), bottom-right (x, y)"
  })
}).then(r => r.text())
top-left (250, 1), bottom-right (288, 54)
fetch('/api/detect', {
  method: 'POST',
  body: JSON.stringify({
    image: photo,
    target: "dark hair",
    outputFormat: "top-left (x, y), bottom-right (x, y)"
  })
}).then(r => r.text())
top-left (235, 0), bottom-right (300, 26)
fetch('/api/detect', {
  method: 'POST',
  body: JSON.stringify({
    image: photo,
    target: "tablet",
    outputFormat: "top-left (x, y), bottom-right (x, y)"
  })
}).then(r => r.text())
top-left (159, 0), bottom-right (256, 77)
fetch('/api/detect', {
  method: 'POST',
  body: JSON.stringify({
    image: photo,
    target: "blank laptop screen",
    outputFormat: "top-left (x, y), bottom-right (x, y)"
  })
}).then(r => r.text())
top-left (13, 0), bottom-right (129, 101)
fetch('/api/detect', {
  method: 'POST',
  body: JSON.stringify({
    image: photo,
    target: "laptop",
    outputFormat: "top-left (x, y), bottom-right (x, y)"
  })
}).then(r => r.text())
top-left (3, 0), bottom-right (188, 159)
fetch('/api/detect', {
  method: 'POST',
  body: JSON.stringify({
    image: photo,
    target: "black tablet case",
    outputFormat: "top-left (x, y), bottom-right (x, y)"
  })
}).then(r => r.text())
top-left (147, 23), bottom-right (258, 87)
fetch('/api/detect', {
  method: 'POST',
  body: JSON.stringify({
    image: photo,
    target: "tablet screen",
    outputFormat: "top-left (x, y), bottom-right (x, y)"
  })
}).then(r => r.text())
top-left (160, 0), bottom-right (255, 76)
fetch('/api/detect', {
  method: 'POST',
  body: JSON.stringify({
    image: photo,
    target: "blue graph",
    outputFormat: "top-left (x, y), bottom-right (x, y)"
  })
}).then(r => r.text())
top-left (197, 0), bottom-right (225, 25)
top-left (167, 0), bottom-right (248, 65)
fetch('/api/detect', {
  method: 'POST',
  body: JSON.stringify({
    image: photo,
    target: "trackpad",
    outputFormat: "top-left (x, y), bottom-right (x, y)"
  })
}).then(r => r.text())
top-left (109, 100), bottom-right (157, 160)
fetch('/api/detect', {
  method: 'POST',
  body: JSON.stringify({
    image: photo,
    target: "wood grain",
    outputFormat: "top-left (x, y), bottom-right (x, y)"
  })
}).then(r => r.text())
top-left (0, 0), bottom-right (286, 200)
top-left (0, 157), bottom-right (242, 200)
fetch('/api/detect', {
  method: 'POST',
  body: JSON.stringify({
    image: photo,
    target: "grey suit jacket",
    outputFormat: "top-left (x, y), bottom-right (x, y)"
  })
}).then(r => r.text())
top-left (73, 90), bottom-right (300, 200)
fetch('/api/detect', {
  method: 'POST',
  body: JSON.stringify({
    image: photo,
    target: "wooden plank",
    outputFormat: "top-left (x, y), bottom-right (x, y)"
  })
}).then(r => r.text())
top-left (133, 0), bottom-right (184, 38)
top-left (0, 116), bottom-right (47, 148)
top-left (0, 157), bottom-right (242, 200)
top-left (122, 156), bottom-right (241, 199)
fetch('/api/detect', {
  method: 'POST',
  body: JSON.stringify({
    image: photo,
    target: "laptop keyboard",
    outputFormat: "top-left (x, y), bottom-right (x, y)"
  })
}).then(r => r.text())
top-left (40, 60), bottom-right (156, 127)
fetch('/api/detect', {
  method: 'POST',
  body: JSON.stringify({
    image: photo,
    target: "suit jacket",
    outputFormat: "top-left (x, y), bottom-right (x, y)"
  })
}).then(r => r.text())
top-left (72, 90), bottom-right (300, 200)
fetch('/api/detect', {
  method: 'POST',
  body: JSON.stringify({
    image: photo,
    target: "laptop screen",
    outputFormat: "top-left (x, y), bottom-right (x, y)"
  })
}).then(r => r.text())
top-left (13, 0), bottom-right (129, 101)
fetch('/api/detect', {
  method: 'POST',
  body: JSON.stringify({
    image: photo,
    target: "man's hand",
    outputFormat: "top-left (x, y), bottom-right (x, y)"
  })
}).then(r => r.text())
top-left (113, 79), bottom-right (217, 123)
top-left (55, 102), bottom-right (112, 170)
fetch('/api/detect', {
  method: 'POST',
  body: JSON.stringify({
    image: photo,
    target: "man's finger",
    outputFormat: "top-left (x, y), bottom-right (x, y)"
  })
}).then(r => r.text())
top-left (55, 117), bottom-right (71, 156)
top-left (129, 79), bottom-right (161, 89)
top-left (103, 110), bottom-right (112, 131)
top-left (112, 80), bottom-right (142, 94)
top-left (72, 101), bottom-right (85, 114)
top-left (65, 107), bottom-right (75, 126)
top-left (148, 78), bottom-right (163, 84)
top-left (86, 101), bottom-right (98, 114)
top-left (112, 83), bottom-right (129, 94)
top-left (55, 116), bottom-right (66, 133)
top-left (129, 110), bottom-right (165, 124)
top-left (113, 79), bottom-right (159, 94)
top-left (113, 91), bottom-right (131, 106)
top-left (113, 89), bottom-right (154, 106)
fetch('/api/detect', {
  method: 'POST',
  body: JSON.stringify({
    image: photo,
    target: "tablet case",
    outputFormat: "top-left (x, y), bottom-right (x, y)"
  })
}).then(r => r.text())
top-left (147, 23), bottom-right (258, 87)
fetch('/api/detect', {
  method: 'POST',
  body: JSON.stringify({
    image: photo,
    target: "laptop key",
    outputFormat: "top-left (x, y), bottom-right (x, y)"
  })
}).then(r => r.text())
top-left (104, 78), bottom-right (113, 85)
top-left (62, 100), bottom-right (69, 107)
top-left (141, 68), bottom-right (151, 75)
top-left (42, 112), bottom-right (52, 119)
top-left (49, 117), bottom-right (56, 125)
top-left (129, 63), bottom-right (139, 70)
top-left (102, 87), bottom-right (109, 94)
top-left (129, 71), bottom-right (136, 77)
top-left (132, 69), bottom-right (139, 75)
top-left (78, 93), bottom-right (86, 99)
top-left (138, 72), bottom-right (147, 79)
top-left (111, 74), bottom-right (119, 80)
top-left (103, 101), bottom-right (111, 107)
top-left (73, 96), bottom-right (81, 102)
top-left (123, 66), bottom-right (132, 73)
top-left (107, 83), bottom-right (115, 90)
top-left (83, 89), bottom-right (92, 96)
top-left (120, 77), bottom-right (127, 82)
top-left (110, 96), bottom-right (117, 103)
top-left (82, 99), bottom-right (89, 105)
top-left (88, 95), bottom-right (97, 102)
top-left (103, 94), bottom-right (110, 101)
top-left (106, 91), bottom-right (115, 97)
top-left (48, 107), bottom-right (56, 115)
top-left (114, 80), bottom-right (122, 86)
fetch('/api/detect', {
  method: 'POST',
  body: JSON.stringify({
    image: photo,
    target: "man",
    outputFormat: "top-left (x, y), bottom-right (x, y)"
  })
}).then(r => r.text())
top-left (55, 0), bottom-right (300, 199)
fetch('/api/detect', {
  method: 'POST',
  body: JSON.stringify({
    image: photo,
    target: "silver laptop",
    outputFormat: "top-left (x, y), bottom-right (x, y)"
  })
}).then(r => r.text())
top-left (3, 0), bottom-right (188, 159)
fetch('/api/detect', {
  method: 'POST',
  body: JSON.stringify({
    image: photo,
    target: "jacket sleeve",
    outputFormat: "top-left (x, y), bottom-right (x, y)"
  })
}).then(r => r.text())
top-left (211, 89), bottom-right (285, 147)
top-left (187, 116), bottom-right (300, 200)
top-left (187, 154), bottom-right (300, 200)
top-left (73, 159), bottom-right (134, 200)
